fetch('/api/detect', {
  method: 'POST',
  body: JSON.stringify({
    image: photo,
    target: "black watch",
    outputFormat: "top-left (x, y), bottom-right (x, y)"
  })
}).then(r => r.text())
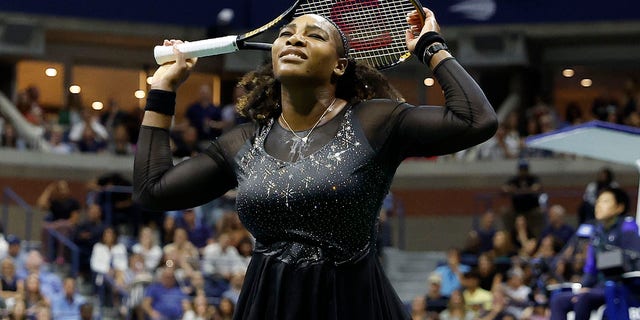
top-left (423, 42), bottom-right (449, 64)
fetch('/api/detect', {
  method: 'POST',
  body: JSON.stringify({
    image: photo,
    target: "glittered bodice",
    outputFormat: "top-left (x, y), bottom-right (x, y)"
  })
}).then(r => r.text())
top-left (235, 109), bottom-right (391, 265)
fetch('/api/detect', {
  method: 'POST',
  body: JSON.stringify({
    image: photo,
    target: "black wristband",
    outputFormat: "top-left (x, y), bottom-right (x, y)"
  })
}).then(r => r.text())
top-left (145, 89), bottom-right (176, 116)
top-left (414, 31), bottom-right (447, 64)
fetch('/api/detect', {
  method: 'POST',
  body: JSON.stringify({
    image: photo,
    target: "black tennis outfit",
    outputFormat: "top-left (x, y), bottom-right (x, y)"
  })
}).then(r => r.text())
top-left (134, 58), bottom-right (497, 320)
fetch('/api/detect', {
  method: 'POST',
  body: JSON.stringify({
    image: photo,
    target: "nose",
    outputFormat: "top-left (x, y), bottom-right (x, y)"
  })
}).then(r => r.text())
top-left (286, 33), bottom-right (306, 46)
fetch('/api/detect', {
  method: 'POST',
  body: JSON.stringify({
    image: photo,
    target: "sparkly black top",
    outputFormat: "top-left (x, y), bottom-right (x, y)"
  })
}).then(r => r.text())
top-left (134, 58), bottom-right (498, 265)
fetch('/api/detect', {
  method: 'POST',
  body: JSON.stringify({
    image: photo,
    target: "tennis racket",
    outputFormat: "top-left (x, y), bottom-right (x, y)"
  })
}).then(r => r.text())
top-left (154, 0), bottom-right (425, 70)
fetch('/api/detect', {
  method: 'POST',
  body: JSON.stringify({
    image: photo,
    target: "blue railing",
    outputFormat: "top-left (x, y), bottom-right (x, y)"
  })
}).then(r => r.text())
top-left (2, 186), bottom-right (81, 276)
top-left (45, 227), bottom-right (80, 277)
top-left (2, 187), bottom-right (35, 242)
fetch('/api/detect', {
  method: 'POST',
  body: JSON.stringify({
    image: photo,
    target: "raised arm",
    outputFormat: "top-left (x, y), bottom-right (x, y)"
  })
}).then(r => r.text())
top-left (133, 41), bottom-right (237, 211)
top-left (376, 8), bottom-right (498, 159)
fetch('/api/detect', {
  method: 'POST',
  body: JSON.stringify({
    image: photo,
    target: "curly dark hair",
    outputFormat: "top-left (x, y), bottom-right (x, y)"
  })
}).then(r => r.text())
top-left (236, 58), bottom-right (404, 124)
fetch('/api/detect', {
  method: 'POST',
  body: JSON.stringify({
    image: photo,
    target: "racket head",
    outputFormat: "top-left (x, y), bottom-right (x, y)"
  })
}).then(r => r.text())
top-left (294, 0), bottom-right (425, 70)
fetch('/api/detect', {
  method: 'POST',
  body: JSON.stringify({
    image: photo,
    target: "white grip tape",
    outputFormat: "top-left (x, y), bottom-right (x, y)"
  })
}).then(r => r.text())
top-left (154, 35), bottom-right (240, 65)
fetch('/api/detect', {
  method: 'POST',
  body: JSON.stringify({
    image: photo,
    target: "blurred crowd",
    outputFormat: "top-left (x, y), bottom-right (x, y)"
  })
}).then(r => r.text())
top-left (0, 84), bottom-right (245, 158)
top-left (2, 78), bottom-right (640, 161)
top-left (1, 170), bottom-right (252, 319)
top-left (409, 164), bottom-right (640, 320)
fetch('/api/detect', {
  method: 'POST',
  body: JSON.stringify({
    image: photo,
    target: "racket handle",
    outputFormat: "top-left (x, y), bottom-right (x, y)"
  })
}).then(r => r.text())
top-left (154, 35), bottom-right (239, 65)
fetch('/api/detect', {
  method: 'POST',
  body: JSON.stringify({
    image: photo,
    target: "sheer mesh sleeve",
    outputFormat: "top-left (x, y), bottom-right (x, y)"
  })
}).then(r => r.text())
top-left (133, 107), bottom-right (255, 211)
top-left (355, 58), bottom-right (498, 168)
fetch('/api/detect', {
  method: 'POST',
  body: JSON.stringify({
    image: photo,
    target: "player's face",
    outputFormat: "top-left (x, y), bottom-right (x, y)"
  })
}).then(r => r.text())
top-left (272, 14), bottom-right (346, 84)
top-left (594, 191), bottom-right (623, 221)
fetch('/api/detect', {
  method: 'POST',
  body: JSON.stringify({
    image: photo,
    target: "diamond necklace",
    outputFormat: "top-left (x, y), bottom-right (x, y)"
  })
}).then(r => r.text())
top-left (279, 98), bottom-right (337, 144)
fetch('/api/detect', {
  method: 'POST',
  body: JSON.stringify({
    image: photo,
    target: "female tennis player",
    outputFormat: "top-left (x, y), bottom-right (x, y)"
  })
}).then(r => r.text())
top-left (134, 7), bottom-right (498, 319)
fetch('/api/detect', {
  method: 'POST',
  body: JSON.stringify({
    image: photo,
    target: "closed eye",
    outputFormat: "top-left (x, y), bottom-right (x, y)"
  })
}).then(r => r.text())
top-left (308, 34), bottom-right (325, 40)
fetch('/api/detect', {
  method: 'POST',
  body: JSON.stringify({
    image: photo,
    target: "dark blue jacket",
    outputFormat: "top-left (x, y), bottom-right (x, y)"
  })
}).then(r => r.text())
top-left (582, 215), bottom-right (640, 288)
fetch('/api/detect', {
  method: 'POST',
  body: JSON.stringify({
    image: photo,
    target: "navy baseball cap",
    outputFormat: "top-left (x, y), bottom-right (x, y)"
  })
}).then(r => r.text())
top-left (6, 235), bottom-right (20, 245)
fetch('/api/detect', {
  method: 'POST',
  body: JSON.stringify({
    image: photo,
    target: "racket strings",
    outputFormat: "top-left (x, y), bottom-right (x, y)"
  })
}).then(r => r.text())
top-left (294, 0), bottom-right (422, 69)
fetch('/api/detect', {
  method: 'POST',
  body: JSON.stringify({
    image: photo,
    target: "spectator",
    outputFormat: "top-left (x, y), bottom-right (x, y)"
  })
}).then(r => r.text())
top-left (131, 226), bottom-right (163, 273)
top-left (45, 125), bottom-right (75, 154)
top-left (0, 258), bottom-right (22, 300)
top-left (410, 296), bottom-right (429, 320)
top-left (521, 300), bottom-right (550, 320)
top-left (476, 253), bottom-right (500, 292)
top-left (549, 187), bottom-right (640, 320)
top-left (23, 86), bottom-right (45, 126)
top-left (478, 121), bottom-right (520, 160)
top-left (0, 122), bottom-right (27, 150)
top-left (163, 227), bottom-right (200, 275)
top-left (500, 268), bottom-right (531, 319)
top-left (182, 294), bottom-right (219, 320)
top-left (460, 231), bottom-right (481, 263)
top-left (172, 125), bottom-right (203, 158)
top-left (433, 248), bottom-right (471, 298)
top-left (22, 250), bottom-right (62, 301)
top-left (75, 125), bottom-right (108, 153)
top-left (221, 272), bottom-right (245, 305)
top-left (215, 212), bottom-right (250, 247)
top-left (36, 180), bottom-right (81, 262)
top-left (488, 230), bottom-right (517, 275)
top-left (424, 272), bottom-right (449, 314)
top-left (512, 215), bottom-right (536, 253)
top-left (475, 288), bottom-right (511, 320)
top-left (51, 277), bottom-right (86, 320)
top-left (22, 275), bottom-right (51, 319)
top-left (88, 172), bottom-right (141, 236)
top-left (121, 253), bottom-right (153, 320)
top-left (501, 160), bottom-right (545, 237)
top-left (90, 227), bottom-right (128, 308)
top-left (578, 167), bottom-right (618, 225)
top-left (99, 98), bottom-right (134, 137)
top-left (439, 289), bottom-right (474, 320)
top-left (5, 235), bottom-right (27, 275)
top-left (217, 297), bottom-right (234, 320)
top-left (68, 108), bottom-right (109, 145)
top-left (21, 273), bottom-right (51, 318)
top-left (181, 270), bottom-right (209, 299)
top-left (184, 84), bottom-right (222, 141)
top-left (539, 205), bottom-right (574, 247)
top-left (142, 267), bottom-right (188, 320)
top-left (58, 94), bottom-right (83, 129)
top-left (72, 204), bottom-right (106, 279)
top-left (108, 124), bottom-right (135, 156)
top-left (474, 210), bottom-right (497, 254)
top-left (90, 227), bottom-right (128, 276)
top-left (161, 214), bottom-right (177, 247)
top-left (559, 102), bottom-right (584, 129)
top-left (220, 86), bottom-right (248, 132)
top-left (79, 302), bottom-right (95, 320)
top-left (533, 235), bottom-right (562, 262)
top-left (461, 270), bottom-right (493, 316)
top-left (177, 208), bottom-right (212, 250)
top-left (36, 180), bottom-right (80, 223)
top-left (201, 233), bottom-right (245, 283)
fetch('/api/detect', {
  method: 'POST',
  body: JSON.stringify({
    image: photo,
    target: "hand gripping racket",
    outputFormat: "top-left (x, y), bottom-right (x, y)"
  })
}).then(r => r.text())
top-left (154, 0), bottom-right (425, 70)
